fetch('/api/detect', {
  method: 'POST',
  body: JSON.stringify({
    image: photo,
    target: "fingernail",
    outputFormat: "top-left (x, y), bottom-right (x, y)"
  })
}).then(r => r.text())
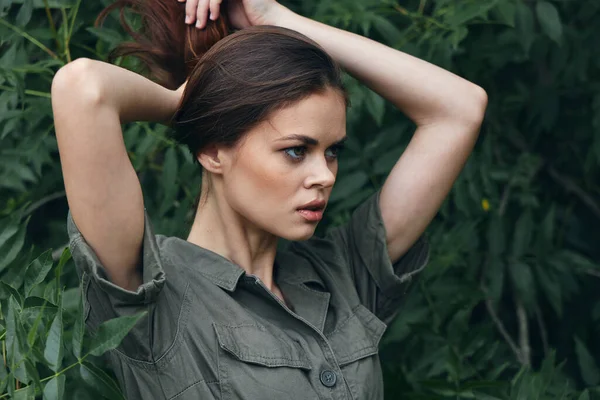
top-left (196, 20), bottom-right (202, 28)
top-left (209, 12), bottom-right (214, 20)
top-left (185, 15), bottom-right (190, 24)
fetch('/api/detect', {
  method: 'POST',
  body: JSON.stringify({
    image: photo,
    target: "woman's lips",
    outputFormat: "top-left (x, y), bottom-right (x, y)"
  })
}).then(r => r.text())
top-left (297, 209), bottom-right (323, 222)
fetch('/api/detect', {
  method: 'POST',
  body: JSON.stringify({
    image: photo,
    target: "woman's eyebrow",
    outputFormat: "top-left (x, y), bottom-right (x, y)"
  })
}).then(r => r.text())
top-left (275, 134), bottom-right (348, 146)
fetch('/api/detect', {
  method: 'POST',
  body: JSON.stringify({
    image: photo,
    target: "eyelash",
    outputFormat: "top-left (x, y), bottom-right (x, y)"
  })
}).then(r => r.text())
top-left (283, 144), bottom-right (346, 162)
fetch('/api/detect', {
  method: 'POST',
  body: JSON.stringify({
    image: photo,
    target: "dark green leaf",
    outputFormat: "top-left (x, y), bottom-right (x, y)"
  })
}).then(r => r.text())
top-left (42, 375), bottom-right (65, 400)
top-left (7, 296), bottom-right (29, 384)
top-left (0, 218), bottom-right (29, 272)
top-left (44, 302), bottom-right (64, 372)
top-left (511, 210), bottom-right (533, 260)
top-left (508, 262), bottom-right (535, 309)
top-left (536, 1), bottom-right (563, 45)
top-left (329, 171), bottom-right (369, 202)
top-left (15, 0), bottom-right (33, 26)
top-left (574, 336), bottom-right (600, 386)
top-left (515, 2), bottom-right (535, 54)
top-left (86, 312), bottom-right (147, 356)
top-left (86, 27), bottom-right (123, 46)
top-left (365, 89), bottom-right (385, 127)
top-left (495, 2), bottom-right (516, 27)
top-left (578, 390), bottom-right (590, 400)
top-left (160, 146), bottom-right (178, 215)
top-left (24, 249), bottom-right (54, 296)
top-left (72, 290), bottom-right (84, 359)
top-left (12, 385), bottom-right (35, 400)
top-left (80, 362), bottom-right (126, 400)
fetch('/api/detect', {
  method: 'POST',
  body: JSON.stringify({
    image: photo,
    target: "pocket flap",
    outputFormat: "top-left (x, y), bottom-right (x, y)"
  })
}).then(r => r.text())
top-left (213, 323), bottom-right (312, 370)
top-left (326, 304), bottom-right (387, 366)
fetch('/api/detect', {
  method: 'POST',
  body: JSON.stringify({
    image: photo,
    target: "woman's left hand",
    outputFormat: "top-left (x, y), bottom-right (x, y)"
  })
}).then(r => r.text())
top-left (178, 0), bottom-right (285, 30)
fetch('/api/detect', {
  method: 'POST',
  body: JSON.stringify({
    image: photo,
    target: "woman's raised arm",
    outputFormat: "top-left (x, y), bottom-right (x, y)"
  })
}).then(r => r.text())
top-left (261, 3), bottom-right (487, 263)
top-left (51, 58), bottom-right (180, 291)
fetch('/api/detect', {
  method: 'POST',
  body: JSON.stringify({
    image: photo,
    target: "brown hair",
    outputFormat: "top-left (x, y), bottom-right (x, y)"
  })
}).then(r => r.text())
top-left (96, 0), bottom-right (349, 207)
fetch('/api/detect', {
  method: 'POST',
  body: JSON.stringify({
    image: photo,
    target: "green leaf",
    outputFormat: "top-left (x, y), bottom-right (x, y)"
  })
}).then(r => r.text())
top-left (80, 362), bottom-right (126, 400)
top-left (0, 281), bottom-right (23, 304)
top-left (488, 215), bottom-right (505, 257)
top-left (365, 89), bottom-right (385, 127)
top-left (487, 259), bottom-right (505, 303)
top-left (329, 171), bottom-right (369, 203)
top-left (536, 1), bottom-right (563, 45)
top-left (86, 312), bottom-right (147, 356)
top-left (371, 15), bottom-right (402, 45)
top-left (496, 2), bottom-right (516, 27)
top-left (54, 247), bottom-right (71, 303)
top-left (12, 385), bottom-right (35, 400)
top-left (0, 218), bottom-right (29, 272)
top-left (86, 27), bottom-right (123, 46)
top-left (0, 352), bottom-right (6, 392)
top-left (574, 336), bottom-right (600, 386)
top-left (508, 262), bottom-right (535, 309)
top-left (26, 299), bottom-right (50, 348)
top-left (24, 249), bottom-right (54, 296)
top-left (515, 2), bottom-right (535, 54)
top-left (7, 296), bottom-right (29, 384)
top-left (42, 375), bottom-right (65, 400)
top-left (44, 302), bottom-right (64, 372)
top-left (72, 290), bottom-right (85, 359)
top-left (15, 0), bottom-right (33, 26)
top-left (578, 390), bottom-right (590, 400)
top-left (511, 210), bottom-right (533, 260)
top-left (160, 146), bottom-right (178, 215)
top-left (0, 221), bottom-right (18, 248)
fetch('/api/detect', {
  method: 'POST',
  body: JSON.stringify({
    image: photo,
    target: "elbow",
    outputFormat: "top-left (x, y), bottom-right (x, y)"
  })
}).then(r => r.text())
top-left (460, 84), bottom-right (488, 128)
top-left (51, 58), bottom-right (103, 106)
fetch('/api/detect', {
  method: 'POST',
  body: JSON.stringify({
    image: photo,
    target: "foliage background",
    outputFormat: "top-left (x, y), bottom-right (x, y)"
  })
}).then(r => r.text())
top-left (1, 0), bottom-right (600, 398)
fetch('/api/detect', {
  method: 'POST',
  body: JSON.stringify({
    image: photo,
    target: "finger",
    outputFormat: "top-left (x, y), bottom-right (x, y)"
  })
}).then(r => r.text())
top-left (195, 0), bottom-right (211, 29)
top-left (185, 0), bottom-right (199, 25)
top-left (208, 0), bottom-right (222, 22)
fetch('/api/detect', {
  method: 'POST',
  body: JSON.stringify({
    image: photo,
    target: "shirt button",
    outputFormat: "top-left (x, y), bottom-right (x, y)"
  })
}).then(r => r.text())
top-left (320, 369), bottom-right (337, 387)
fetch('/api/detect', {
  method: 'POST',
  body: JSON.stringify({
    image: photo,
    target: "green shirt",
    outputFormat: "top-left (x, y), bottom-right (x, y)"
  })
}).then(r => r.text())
top-left (68, 189), bottom-right (430, 400)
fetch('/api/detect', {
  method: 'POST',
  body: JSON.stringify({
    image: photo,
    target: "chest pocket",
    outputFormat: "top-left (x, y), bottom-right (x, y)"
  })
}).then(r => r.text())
top-left (213, 323), bottom-right (317, 400)
top-left (326, 304), bottom-right (387, 400)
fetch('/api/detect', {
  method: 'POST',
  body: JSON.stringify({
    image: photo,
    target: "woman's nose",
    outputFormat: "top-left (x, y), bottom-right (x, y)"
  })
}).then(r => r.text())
top-left (304, 158), bottom-right (336, 188)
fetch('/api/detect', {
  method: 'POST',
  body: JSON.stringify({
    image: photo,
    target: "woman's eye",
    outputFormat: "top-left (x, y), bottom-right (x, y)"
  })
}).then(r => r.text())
top-left (326, 144), bottom-right (345, 159)
top-left (283, 144), bottom-right (345, 162)
top-left (284, 146), bottom-right (307, 160)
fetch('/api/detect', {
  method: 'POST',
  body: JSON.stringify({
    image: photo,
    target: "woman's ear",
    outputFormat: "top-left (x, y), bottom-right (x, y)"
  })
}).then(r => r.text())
top-left (197, 144), bottom-right (224, 174)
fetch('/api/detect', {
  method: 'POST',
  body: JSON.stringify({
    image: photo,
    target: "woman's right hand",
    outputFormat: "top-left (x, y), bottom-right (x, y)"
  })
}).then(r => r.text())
top-left (178, 0), bottom-right (288, 30)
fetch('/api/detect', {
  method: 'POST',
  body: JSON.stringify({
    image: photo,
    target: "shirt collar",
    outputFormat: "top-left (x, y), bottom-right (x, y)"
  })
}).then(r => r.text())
top-left (162, 237), bottom-right (326, 292)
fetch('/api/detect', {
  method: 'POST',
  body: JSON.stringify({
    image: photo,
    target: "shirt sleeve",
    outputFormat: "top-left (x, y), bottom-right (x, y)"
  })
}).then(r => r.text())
top-left (67, 208), bottom-right (166, 360)
top-left (324, 189), bottom-right (430, 325)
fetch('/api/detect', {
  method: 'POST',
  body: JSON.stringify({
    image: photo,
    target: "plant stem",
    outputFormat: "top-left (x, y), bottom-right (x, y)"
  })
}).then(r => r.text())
top-left (68, 0), bottom-right (82, 39)
top-left (40, 356), bottom-right (87, 384)
top-left (0, 85), bottom-right (52, 98)
top-left (0, 18), bottom-right (58, 59)
top-left (60, 8), bottom-right (72, 63)
top-left (42, 0), bottom-right (60, 51)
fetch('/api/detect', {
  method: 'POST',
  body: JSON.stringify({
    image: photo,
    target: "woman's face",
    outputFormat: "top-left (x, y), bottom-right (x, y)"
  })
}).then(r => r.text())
top-left (220, 87), bottom-right (347, 241)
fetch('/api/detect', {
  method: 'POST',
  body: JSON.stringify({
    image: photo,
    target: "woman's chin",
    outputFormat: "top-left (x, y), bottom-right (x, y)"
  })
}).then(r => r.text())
top-left (281, 225), bottom-right (318, 242)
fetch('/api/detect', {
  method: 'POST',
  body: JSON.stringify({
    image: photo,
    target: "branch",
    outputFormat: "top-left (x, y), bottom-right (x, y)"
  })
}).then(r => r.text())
top-left (547, 167), bottom-right (600, 220)
top-left (535, 306), bottom-right (549, 356)
top-left (481, 282), bottom-right (524, 365)
top-left (515, 298), bottom-right (530, 366)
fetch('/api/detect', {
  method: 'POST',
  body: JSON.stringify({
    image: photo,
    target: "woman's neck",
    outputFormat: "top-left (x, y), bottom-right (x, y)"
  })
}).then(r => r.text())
top-left (186, 190), bottom-right (280, 292)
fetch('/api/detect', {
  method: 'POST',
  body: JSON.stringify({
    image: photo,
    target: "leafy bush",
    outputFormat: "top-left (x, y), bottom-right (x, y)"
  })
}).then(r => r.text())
top-left (1, 0), bottom-right (599, 398)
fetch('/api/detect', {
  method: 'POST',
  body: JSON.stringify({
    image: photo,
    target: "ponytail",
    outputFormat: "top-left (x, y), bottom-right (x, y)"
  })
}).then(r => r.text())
top-left (95, 0), bottom-right (231, 89)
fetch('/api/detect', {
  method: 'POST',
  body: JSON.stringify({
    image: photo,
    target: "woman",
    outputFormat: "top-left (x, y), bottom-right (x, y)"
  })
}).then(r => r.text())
top-left (51, 0), bottom-right (487, 398)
